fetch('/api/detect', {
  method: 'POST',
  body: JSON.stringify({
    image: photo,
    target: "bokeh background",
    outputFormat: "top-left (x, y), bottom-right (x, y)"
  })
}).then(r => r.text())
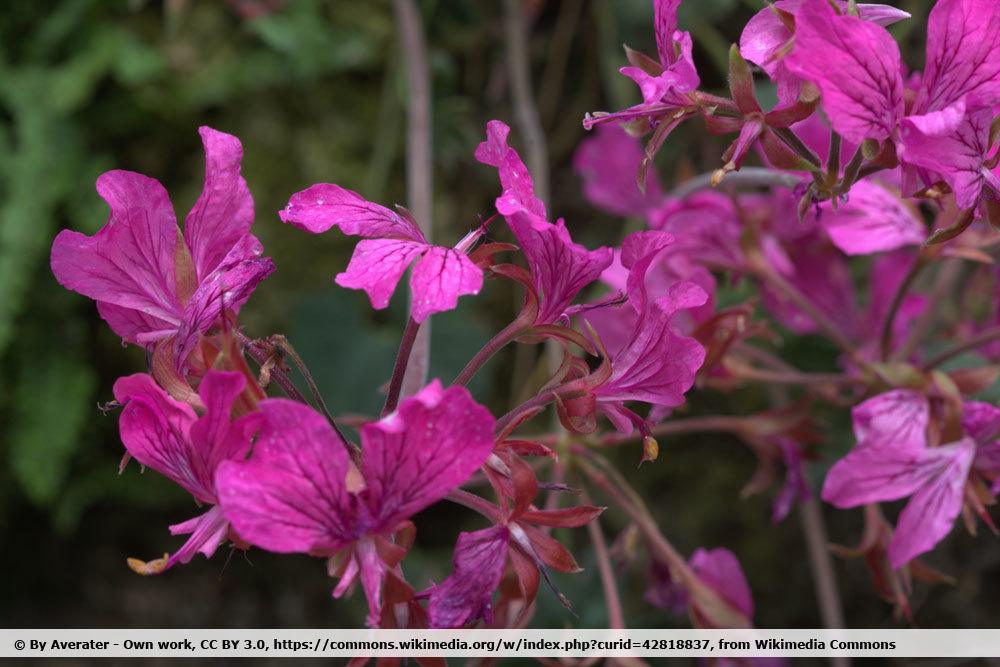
top-left (2, 0), bottom-right (997, 644)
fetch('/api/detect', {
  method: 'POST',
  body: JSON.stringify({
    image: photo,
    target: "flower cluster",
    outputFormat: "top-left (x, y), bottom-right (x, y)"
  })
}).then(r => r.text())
top-left (50, 0), bottom-right (1000, 633)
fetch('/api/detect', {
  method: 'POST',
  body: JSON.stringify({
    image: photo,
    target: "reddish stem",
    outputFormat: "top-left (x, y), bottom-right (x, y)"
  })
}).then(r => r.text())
top-left (382, 317), bottom-right (421, 416)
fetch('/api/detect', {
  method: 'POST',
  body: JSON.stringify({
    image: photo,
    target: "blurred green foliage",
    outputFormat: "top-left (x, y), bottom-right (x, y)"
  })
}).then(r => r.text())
top-left (1, 0), bottom-right (995, 635)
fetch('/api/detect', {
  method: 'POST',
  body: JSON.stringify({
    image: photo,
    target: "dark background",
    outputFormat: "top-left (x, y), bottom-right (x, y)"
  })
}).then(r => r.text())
top-left (1, 0), bottom-right (997, 646)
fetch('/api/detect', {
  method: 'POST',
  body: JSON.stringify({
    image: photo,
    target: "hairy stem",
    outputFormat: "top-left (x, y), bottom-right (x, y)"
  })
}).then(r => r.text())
top-left (235, 330), bottom-right (309, 405)
top-left (382, 317), bottom-right (422, 416)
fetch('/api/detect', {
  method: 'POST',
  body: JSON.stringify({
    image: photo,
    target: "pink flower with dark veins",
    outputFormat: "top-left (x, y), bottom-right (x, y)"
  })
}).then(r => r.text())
top-left (740, 0), bottom-right (910, 108)
top-left (280, 185), bottom-right (483, 323)
top-left (783, 0), bottom-right (905, 144)
top-left (215, 380), bottom-right (495, 626)
top-left (51, 127), bottom-right (274, 367)
top-left (477, 121), bottom-right (613, 325)
top-left (582, 0), bottom-right (699, 137)
top-left (114, 370), bottom-right (260, 574)
top-left (820, 390), bottom-right (999, 568)
top-left (583, 231), bottom-right (707, 434)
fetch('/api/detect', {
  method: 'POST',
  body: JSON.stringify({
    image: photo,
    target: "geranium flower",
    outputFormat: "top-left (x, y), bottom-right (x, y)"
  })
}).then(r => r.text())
top-left (647, 547), bottom-right (755, 628)
top-left (821, 389), bottom-right (1000, 567)
top-left (215, 380), bottom-right (495, 625)
top-left (740, 1), bottom-right (910, 108)
top-left (425, 455), bottom-right (603, 628)
top-left (280, 185), bottom-right (482, 322)
top-left (51, 127), bottom-right (274, 366)
top-left (583, 0), bottom-right (699, 134)
top-left (114, 370), bottom-right (260, 574)
top-left (477, 120), bottom-right (613, 325)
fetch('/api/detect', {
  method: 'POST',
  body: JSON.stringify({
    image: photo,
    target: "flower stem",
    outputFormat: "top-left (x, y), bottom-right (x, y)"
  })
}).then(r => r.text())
top-left (494, 390), bottom-right (557, 435)
top-left (236, 330), bottom-right (305, 402)
top-left (753, 264), bottom-right (867, 369)
top-left (669, 166), bottom-right (801, 199)
top-left (922, 326), bottom-right (1000, 371)
top-left (772, 126), bottom-right (822, 169)
top-left (582, 487), bottom-right (625, 629)
top-left (453, 317), bottom-right (530, 386)
top-left (382, 317), bottom-right (421, 416)
top-left (879, 253), bottom-right (928, 361)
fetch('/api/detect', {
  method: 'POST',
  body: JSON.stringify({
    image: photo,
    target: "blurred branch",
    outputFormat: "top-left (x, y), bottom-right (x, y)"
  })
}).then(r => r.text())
top-left (503, 0), bottom-right (549, 205)
top-left (538, 0), bottom-right (583, 126)
top-left (394, 0), bottom-right (433, 398)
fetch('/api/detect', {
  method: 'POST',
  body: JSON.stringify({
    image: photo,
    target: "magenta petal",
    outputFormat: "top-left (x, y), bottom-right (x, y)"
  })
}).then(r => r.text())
top-left (215, 399), bottom-right (357, 554)
top-left (915, 0), bottom-right (1000, 113)
top-left (280, 183), bottom-right (425, 241)
top-left (820, 432), bottom-right (971, 527)
top-left (184, 127), bottom-right (255, 280)
top-left (408, 246), bottom-right (483, 323)
top-left (784, 0), bottom-right (904, 143)
top-left (887, 438), bottom-right (976, 568)
top-left (188, 371), bottom-right (256, 481)
top-left (573, 124), bottom-right (663, 216)
top-left (851, 389), bottom-right (929, 447)
top-left (475, 120), bottom-right (547, 219)
top-left (335, 238), bottom-right (427, 310)
top-left (51, 170), bottom-right (182, 336)
top-left (596, 281), bottom-right (707, 407)
top-left (428, 525), bottom-right (510, 628)
top-left (164, 505), bottom-right (231, 570)
top-left (654, 0), bottom-right (681, 66)
top-left (175, 234), bottom-right (275, 364)
top-left (963, 401), bottom-right (1000, 447)
top-left (899, 101), bottom-right (993, 209)
top-left (360, 380), bottom-right (495, 529)
top-left (620, 230), bottom-right (676, 312)
top-left (115, 371), bottom-right (256, 504)
top-left (96, 302), bottom-right (178, 346)
top-left (817, 180), bottom-right (925, 254)
top-left (113, 373), bottom-right (206, 499)
top-left (506, 210), bottom-right (614, 324)
top-left (689, 547), bottom-right (754, 620)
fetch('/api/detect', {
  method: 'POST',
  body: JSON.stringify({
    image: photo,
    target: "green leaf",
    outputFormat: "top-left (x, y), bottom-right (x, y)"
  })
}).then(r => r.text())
top-left (9, 353), bottom-right (96, 506)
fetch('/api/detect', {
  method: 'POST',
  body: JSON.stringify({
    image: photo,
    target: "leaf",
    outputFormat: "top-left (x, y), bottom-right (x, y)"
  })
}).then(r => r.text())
top-left (9, 353), bottom-right (96, 506)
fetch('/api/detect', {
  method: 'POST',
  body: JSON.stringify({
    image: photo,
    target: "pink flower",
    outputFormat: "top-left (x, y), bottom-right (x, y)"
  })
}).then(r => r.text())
top-left (821, 390), bottom-right (984, 568)
top-left (114, 370), bottom-right (260, 574)
top-left (582, 231), bottom-right (707, 434)
top-left (811, 180), bottom-right (926, 255)
top-left (51, 127), bottom-right (274, 366)
top-left (477, 121), bottom-right (613, 325)
top-left (898, 100), bottom-right (1000, 209)
top-left (573, 124), bottom-right (663, 217)
top-left (280, 186), bottom-right (483, 323)
top-left (582, 0), bottom-right (699, 135)
top-left (647, 547), bottom-right (755, 628)
top-left (425, 455), bottom-right (603, 628)
top-left (783, 0), bottom-right (905, 143)
top-left (215, 380), bottom-right (495, 625)
top-left (740, 1), bottom-right (910, 108)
